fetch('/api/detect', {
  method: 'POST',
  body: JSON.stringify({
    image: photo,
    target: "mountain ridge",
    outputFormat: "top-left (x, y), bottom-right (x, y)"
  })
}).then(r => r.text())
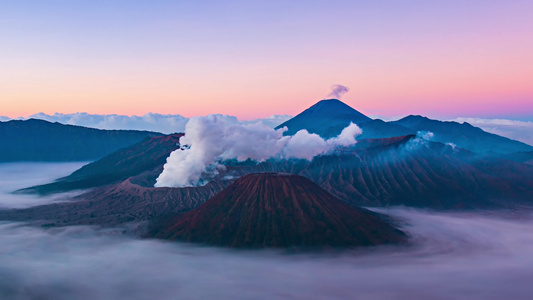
top-left (392, 115), bottom-right (533, 153)
top-left (0, 119), bottom-right (163, 162)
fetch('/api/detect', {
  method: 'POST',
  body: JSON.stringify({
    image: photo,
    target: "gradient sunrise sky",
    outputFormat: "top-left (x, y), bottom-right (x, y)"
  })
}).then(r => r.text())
top-left (1, 0), bottom-right (532, 120)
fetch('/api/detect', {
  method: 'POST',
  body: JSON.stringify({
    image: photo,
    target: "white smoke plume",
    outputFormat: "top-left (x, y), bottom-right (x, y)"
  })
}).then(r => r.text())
top-left (405, 131), bottom-right (434, 151)
top-left (327, 84), bottom-right (349, 99)
top-left (446, 142), bottom-right (458, 151)
top-left (155, 116), bottom-right (362, 187)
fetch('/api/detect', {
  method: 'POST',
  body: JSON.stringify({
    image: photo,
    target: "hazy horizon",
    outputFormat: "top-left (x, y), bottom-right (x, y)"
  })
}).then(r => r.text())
top-left (2, 109), bottom-right (532, 146)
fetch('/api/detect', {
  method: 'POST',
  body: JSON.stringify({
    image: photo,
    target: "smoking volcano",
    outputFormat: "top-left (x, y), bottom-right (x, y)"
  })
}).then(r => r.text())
top-left (150, 173), bottom-right (405, 248)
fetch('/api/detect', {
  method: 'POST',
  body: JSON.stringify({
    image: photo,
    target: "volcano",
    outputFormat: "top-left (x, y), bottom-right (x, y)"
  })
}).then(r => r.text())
top-left (275, 99), bottom-right (373, 138)
top-left (151, 173), bottom-right (406, 248)
top-left (275, 99), bottom-right (414, 139)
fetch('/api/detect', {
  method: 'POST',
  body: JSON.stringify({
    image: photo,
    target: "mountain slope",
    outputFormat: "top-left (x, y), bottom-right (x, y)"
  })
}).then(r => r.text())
top-left (275, 99), bottom-right (373, 137)
top-left (4, 135), bottom-right (533, 228)
top-left (151, 173), bottom-right (406, 248)
top-left (20, 134), bottom-right (183, 195)
top-left (357, 119), bottom-right (414, 139)
top-left (0, 119), bottom-right (163, 162)
top-left (391, 115), bottom-right (533, 154)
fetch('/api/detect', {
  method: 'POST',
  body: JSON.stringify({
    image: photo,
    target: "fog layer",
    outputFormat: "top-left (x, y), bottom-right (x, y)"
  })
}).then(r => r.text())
top-left (0, 162), bottom-right (87, 209)
top-left (1, 164), bottom-right (532, 300)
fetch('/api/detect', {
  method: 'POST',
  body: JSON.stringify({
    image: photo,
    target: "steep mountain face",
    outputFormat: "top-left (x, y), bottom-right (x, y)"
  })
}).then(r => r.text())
top-left (21, 134), bottom-right (183, 195)
top-left (286, 143), bottom-right (533, 209)
top-left (150, 173), bottom-right (405, 248)
top-left (391, 115), bottom-right (533, 154)
top-left (0, 119), bottom-right (163, 162)
top-left (275, 99), bottom-right (373, 137)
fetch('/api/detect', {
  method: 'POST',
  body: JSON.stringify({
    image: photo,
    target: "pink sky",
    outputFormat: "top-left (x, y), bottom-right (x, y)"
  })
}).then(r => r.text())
top-left (2, 1), bottom-right (532, 120)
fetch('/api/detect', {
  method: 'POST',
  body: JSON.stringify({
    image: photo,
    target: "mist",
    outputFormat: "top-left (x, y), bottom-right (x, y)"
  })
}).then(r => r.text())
top-left (1, 208), bottom-right (533, 299)
top-left (2, 165), bottom-right (533, 300)
top-left (0, 162), bottom-right (87, 209)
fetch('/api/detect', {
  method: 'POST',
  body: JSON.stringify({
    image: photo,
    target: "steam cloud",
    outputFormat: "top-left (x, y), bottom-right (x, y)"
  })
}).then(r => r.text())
top-left (327, 84), bottom-right (349, 99)
top-left (155, 116), bottom-right (362, 187)
top-left (404, 130), bottom-right (434, 151)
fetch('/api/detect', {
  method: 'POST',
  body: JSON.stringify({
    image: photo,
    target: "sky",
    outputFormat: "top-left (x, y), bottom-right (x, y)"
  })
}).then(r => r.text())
top-left (1, 0), bottom-right (532, 121)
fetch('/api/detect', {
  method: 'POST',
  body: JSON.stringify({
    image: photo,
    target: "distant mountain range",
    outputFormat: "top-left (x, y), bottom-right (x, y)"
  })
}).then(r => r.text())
top-left (276, 99), bottom-right (532, 154)
top-left (2, 100), bottom-right (530, 163)
top-left (0, 119), bottom-right (162, 162)
top-left (391, 115), bottom-right (532, 154)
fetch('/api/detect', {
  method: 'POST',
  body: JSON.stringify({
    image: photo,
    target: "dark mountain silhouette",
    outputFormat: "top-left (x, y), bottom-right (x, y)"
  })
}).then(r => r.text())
top-left (150, 173), bottom-right (406, 248)
top-left (391, 115), bottom-right (533, 154)
top-left (21, 134), bottom-right (183, 195)
top-left (0, 119), bottom-right (163, 162)
top-left (276, 99), bottom-right (531, 154)
top-left (275, 99), bottom-right (374, 137)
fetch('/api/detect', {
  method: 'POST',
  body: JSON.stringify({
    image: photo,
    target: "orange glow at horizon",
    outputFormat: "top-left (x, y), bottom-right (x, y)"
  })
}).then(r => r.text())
top-left (2, 1), bottom-right (533, 120)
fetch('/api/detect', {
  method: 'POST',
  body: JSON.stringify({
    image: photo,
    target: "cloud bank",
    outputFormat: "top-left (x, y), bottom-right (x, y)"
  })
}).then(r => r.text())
top-left (1, 207), bottom-right (533, 300)
top-left (0, 113), bottom-right (292, 134)
top-left (0, 162), bottom-right (88, 209)
top-left (155, 116), bottom-right (362, 187)
top-left (452, 117), bottom-right (533, 146)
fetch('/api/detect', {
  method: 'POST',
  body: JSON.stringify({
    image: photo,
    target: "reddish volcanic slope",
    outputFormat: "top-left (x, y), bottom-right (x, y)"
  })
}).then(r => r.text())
top-left (152, 173), bottom-right (405, 248)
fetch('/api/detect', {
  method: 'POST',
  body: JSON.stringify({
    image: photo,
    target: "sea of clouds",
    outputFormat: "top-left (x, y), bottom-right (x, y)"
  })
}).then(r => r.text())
top-left (1, 164), bottom-right (533, 300)
top-left (0, 162), bottom-right (88, 209)
top-left (0, 163), bottom-right (532, 299)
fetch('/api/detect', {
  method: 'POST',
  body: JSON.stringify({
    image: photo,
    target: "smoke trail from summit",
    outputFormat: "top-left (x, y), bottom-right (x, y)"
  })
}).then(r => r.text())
top-left (154, 116), bottom-right (362, 188)
top-left (327, 84), bottom-right (349, 99)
